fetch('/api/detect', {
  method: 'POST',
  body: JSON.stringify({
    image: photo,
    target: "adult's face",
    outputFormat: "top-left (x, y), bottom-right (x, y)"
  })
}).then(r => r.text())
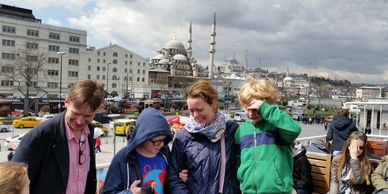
top-left (64, 98), bottom-right (95, 131)
top-left (187, 97), bottom-right (217, 125)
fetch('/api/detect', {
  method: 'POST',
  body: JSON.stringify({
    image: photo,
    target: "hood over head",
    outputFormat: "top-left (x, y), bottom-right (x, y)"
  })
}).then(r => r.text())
top-left (125, 108), bottom-right (172, 156)
top-left (330, 115), bottom-right (355, 131)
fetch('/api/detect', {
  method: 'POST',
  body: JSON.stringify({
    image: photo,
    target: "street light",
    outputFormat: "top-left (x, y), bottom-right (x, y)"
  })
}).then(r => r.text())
top-left (106, 63), bottom-right (111, 113)
top-left (57, 51), bottom-right (66, 113)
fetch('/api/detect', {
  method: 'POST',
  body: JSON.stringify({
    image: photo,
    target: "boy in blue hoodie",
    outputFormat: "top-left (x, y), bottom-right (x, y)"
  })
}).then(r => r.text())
top-left (102, 108), bottom-right (173, 194)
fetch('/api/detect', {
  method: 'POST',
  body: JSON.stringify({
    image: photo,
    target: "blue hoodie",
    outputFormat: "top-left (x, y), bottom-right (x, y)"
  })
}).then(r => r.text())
top-left (326, 115), bottom-right (358, 152)
top-left (102, 108), bottom-right (173, 194)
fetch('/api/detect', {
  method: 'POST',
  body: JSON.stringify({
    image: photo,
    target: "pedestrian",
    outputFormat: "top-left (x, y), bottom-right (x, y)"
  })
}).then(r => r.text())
top-left (168, 79), bottom-right (240, 193)
top-left (0, 161), bottom-right (30, 194)
top-left (102, 108), bottom-right (173, 194)
top-left (235, 77), bottom-right (301, 194)
top-left (95, 137), bottom-right (102, 153)
top-left (12, 80), bottom-right (104, 194)
top-left (329, 131), bottom-right (374, 193)
top-left (326, 108), bottom-right (359, 155)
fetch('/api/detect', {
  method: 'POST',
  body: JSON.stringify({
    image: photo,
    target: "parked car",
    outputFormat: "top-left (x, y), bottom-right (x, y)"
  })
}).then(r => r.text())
top-left (12, 117), bottom-right (42, 128)
top-left (4, 133), bottom-right (25, 150)
top-left (233, 112), bottom-right (248, 122)
top-left (40, 114), bottom-right (55, 121)
top-left (91, 120), bottom-right (109, 136)
top-left (94, 112), bottom-right (112, 124)
top-left (0, 121), bottom-right (10, 132)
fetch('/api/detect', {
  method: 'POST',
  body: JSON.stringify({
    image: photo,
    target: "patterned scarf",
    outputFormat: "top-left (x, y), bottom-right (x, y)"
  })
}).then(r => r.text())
top-left (185, 112), bottom-right (226, 142)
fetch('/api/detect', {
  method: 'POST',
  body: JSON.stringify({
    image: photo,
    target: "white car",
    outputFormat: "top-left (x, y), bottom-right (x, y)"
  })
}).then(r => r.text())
top-left (4, 133), bottom-right (25, 151)
top-left (0, 122), bottom-right (10, 132)
top-left (40, 114), bottom-right (55, 121)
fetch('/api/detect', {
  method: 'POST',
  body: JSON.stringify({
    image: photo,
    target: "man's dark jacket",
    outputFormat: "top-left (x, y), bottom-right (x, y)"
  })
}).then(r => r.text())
top-left (326, 115), bottom-right (358, 152)
top-left (293, 146), bottom-right (313, 193)
top-left (12, 112), bottom-right (97, 194)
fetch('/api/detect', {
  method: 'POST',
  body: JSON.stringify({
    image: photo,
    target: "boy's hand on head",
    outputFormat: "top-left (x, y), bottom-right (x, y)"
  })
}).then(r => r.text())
top-left (247, 99), bottom-right (264, 110)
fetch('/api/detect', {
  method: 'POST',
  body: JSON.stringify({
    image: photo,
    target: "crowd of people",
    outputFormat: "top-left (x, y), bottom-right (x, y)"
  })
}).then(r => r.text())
top-left (3, 78), bottom-right (388, 194)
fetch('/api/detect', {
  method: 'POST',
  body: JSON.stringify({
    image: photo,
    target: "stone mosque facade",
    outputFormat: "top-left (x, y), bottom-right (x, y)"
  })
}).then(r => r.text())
top-left (148, 14), bottom-right (216, 93)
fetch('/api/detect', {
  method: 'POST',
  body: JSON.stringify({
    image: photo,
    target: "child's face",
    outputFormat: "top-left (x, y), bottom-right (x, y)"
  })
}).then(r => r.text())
top-left (349, 139), bottom-right (364, 157)
top-left (244, 99), bottom-right (262, 125)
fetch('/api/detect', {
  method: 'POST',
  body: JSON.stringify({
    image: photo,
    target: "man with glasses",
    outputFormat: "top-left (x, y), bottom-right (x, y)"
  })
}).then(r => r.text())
top-left (12, 80), bottom-right (104, 194)
top-left (102, 108), bottom-right (173, 194)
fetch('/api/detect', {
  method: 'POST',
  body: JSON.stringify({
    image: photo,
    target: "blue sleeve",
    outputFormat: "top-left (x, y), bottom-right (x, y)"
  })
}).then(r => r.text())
top-left (167, 133), bottom-right (192, 193)
top-left (102, 151), bottom-right (131, 194)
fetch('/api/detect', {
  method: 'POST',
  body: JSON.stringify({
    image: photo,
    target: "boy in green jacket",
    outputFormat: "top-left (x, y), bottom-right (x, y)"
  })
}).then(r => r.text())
top-left (235, 78), bottom-right (301, 194)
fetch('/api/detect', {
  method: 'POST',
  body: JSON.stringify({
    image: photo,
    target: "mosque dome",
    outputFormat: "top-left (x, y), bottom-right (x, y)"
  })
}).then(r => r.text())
top-left (225, 56), bottom-right (238, 65)
top-left (283, 76), bottom-right (294, 82)
top-left (159, 59), bottom-right (169, 64)
top-left (153, 54), bottom-right (165, 60)
top-left (173, 54), bottom-right (188, 61)
top-left (164, 39), bottom-right (186, 50)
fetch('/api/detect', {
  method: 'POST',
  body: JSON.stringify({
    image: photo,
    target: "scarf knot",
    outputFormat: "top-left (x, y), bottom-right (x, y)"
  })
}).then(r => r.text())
top-left (185, 112), bottom-right (226, 142)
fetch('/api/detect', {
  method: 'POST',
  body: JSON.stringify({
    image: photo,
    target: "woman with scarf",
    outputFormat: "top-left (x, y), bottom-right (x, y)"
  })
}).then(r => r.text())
top-left (329, 131), bottom-right (374, 194)
top-left (168, 80), bottom-right (241, 194)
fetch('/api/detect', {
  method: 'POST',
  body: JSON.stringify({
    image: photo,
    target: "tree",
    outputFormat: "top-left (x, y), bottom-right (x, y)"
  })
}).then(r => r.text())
top-left (0, 48), bottom-right (46, 115)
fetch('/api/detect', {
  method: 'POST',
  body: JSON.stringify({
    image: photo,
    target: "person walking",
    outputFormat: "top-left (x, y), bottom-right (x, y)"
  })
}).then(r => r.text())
top-left (95, 137), bottom-right (102, 153)
top-left (12, 80), bottom-right (104, 194)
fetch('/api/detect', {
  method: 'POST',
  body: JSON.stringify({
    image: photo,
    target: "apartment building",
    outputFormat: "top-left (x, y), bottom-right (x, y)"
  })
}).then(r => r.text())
top-left (0, 4), bottom-right (86, 98)
top-left (85, 44), bottom-right (149, 98)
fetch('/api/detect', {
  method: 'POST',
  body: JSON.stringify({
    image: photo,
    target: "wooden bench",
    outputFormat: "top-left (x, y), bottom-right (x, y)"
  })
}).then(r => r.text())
top-left (367, 140), bottom-right (388, 157)
top-left (306, 152), bottom-right (332, 194)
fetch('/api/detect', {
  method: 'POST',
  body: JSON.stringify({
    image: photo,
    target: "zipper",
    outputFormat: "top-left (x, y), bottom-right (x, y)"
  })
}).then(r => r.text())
top-left (253, 128), bottom-right (258, 193)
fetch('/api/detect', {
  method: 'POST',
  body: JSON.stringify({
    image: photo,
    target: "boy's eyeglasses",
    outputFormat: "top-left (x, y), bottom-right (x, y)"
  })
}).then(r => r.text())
top-left (149, 138), bottom-right (168, 146)
top-left (79, 139), bottom-right (86, 165)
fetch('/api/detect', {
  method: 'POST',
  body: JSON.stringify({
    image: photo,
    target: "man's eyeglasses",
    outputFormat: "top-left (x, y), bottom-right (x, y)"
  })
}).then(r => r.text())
top-left (149, 138), bottom-right (168, 146)
top-left (79, 139), bottom-right (86, 165)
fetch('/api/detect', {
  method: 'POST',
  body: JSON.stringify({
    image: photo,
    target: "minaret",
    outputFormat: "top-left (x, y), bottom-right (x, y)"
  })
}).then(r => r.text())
top-left (209, 12), bottom-right (216, 79)
top-left (187, 21), bottom-right (193, 60)
top-left (245, 49), bottom-right (248, 77)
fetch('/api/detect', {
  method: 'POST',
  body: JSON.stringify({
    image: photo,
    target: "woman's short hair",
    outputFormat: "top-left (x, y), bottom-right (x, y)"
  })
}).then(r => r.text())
top-left (0, 162), bottom-right (28, 194)
top-left (238, 77), bottom-right (279, 106)
top-left (67, 80), bottom-right (104, 112)
top-left (185, 80), bottom-right (218, 106)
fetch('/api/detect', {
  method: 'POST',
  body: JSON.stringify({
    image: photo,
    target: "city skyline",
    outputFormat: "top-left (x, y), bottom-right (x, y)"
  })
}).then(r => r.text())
top-left (4, 0), bottom-right (388, 84)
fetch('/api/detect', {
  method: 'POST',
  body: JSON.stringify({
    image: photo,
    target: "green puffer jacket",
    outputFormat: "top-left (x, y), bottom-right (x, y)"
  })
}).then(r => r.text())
top-left (234, 101), bottom-right (301, 194)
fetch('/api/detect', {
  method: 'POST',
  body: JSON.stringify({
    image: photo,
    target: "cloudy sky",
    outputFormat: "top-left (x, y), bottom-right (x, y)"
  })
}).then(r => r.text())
top-left (4, 0), bottom-right (388, 84)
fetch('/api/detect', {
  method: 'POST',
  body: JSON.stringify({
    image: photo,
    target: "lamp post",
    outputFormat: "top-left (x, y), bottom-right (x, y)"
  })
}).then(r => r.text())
top-left (57, 51), bottom-right (66, 113)
top-left (106, 63), bottom-right (111, 113)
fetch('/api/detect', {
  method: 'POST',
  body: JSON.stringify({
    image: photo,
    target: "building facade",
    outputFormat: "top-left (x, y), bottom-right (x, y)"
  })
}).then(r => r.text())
top-left (0, 4), bottom-right (87, 98)
top-left (84, 44), bottom-right (149, 98)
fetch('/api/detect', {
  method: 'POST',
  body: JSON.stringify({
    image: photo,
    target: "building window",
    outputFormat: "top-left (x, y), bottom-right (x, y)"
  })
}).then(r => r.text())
top-left (2, 25), bottom-right (15, 33)
top-left (97, 66), bottom-right (100, 71)
top-left (102, 67), bottom-right (106, 71)
top-left (1, 80), bottom-right (14, 86)
top-left (88, 66), bottom-right (91, 70)
top-left (68, 71), bottom-right (78, 77)
top-left (103, 59), bottom-right (105, 63)
top-left (142, 70), bottom-right (145, 74)
top-left (112, 67), bottom-right (118, 72)
top-left (97, 59), bottom-right (100, 63)
top-left (48, 57), bottom-right (59, 64)
top-left (137, 77), bottom-right (140, 82)
top-left (130, 54), bottom-right (133, 58)
top-left (142, 77), bottom-right (145, 82)
top-left (1, 53), bottom-right (15, 60)
top-left (97, 51), bottom-right (100, 56)
top-left (87, 74), bottom-right (91, 79)
top-left (113, 52), bottom-right (118, 57)
top-left (88, 58), bottom-right (91, 62)
top-left (138, 62), bottom-right (140, 66)
top-left (68, 59), bottom-right (79, 66)
top-left (26, 55), bottom-right (38, 62)
top-left (48, 45), bottom-right (60, 52)
top-left (125, 61), bottom-right (127, 65)
top-left (130, 61), bottom-right (132, 65)
top-left (102, 75), bottom-right (105, 80)
top-left (27, 29), bottom-right (39, 36)
top-left (113, 59), bottom-right (117, 64)
top-left (2, 39), bottom-right (15, 46)
top-left (129, 69), bottom-right (133, 73)
top-left (96, 75), bottom-right (100, 79)
top-left (137, 69), bottom-right (140, 74)
top-left (125, 54), bottom-right (128, 58)
top-left (103, 52), bottom-right (106, 56)
top-left (47, 69), bottom-right (59, 76)
top-left (143, 62), bottom-right (146, 66)
top-left (26, 42), bottom-right (39, 49)
top-left (112, 75), bottom-right (117, 80)
top-left (112, 83), bottom-right (117, 88)
top-left (124, 68), bottom-right (127, 73)
top-left (49, 32), bottom-right (60, 40)
top-left (69, 36), bottom-right (80, 42)
top-left (69, 47), bottom-right (79, 54)
top-left (1, 66), bottom-right (14, 73)
top-left (47, 82), bottom-right (58, 88)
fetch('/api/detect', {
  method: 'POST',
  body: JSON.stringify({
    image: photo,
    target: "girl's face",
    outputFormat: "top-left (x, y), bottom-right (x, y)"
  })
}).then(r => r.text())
top-left (349, 139), bottom-right (365, 157)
